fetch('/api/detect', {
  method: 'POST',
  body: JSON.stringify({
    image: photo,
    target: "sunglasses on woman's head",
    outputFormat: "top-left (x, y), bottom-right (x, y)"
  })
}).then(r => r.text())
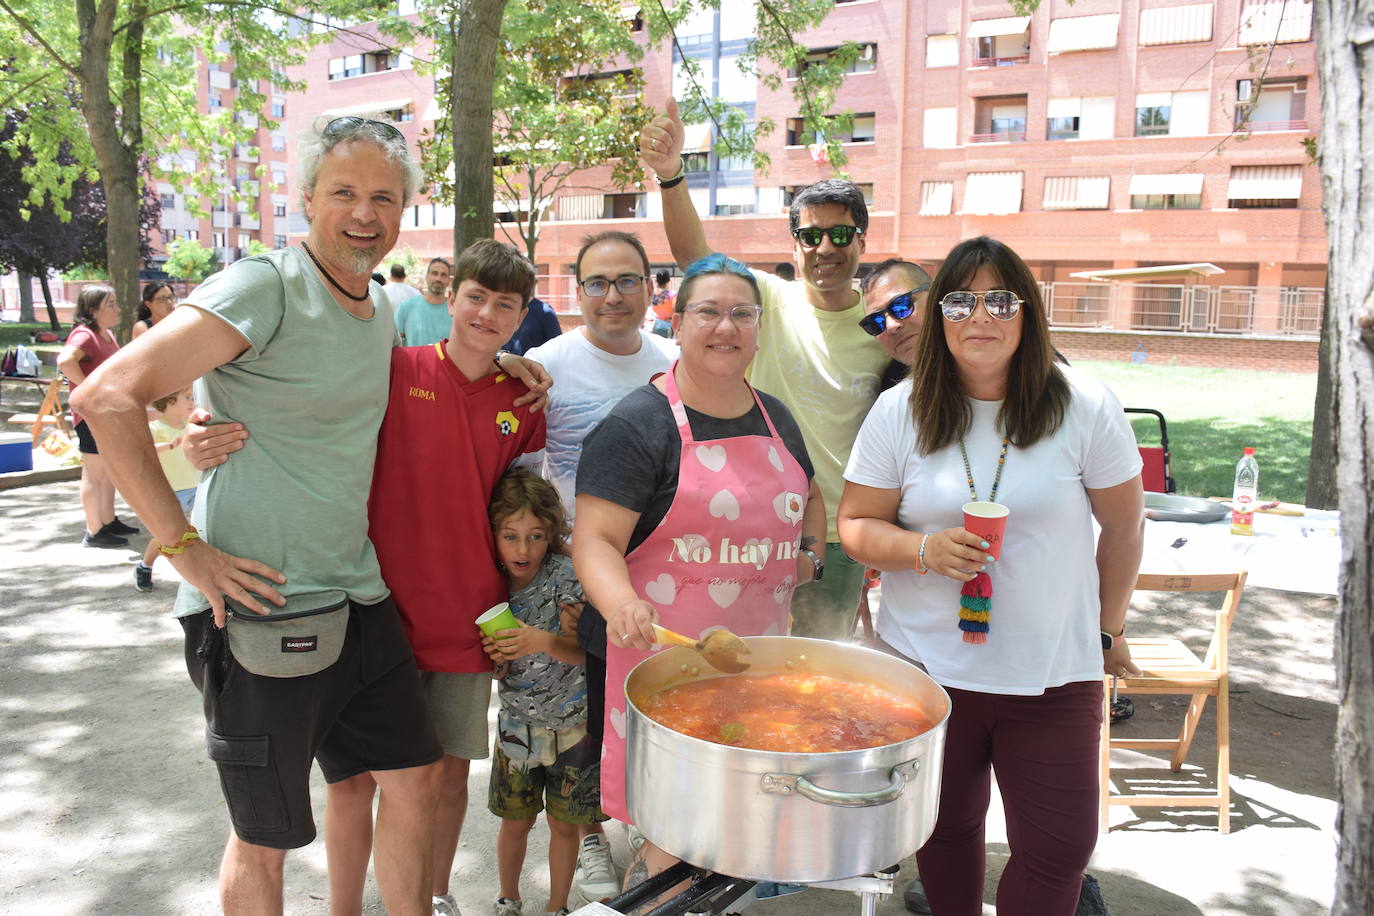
top-left (791, 224), bottom-right (862, 249)
top-left (939, 290), bottom-right (1022, 322)
top-left (858, 285), bottom-right (928, 337)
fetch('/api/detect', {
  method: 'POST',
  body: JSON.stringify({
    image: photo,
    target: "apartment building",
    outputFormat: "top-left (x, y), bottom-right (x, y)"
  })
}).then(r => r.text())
top-left (150, 51), bottom-right (293, 271)
top-left (280, 0), bottom-right (1324, 347)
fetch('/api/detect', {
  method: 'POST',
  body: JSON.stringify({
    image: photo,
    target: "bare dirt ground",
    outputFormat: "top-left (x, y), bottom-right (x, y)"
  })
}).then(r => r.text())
top-left (1, 481), bottom-right (1340, 915)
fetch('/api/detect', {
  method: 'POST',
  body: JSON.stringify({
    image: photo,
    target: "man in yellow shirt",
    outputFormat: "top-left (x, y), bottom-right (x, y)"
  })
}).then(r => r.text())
top-left (639, 98), bottom-right (887, 641)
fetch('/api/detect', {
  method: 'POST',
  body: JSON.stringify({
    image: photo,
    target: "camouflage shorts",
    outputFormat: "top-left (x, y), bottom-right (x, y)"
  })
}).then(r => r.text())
top-left (487, 714), bottom-right (609, 825)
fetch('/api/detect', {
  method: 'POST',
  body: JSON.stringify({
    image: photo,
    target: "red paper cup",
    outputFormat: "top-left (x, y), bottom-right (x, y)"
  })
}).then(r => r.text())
top-left (962, 501), bottom-right (1010, 560)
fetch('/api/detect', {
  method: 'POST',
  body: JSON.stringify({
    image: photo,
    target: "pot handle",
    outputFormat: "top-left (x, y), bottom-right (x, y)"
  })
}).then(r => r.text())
top-left (760, 760), bottom-right (919, 808)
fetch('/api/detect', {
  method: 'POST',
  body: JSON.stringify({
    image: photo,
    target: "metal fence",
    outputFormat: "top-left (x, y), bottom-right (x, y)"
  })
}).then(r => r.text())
top-left (1039, 281), bottom-right (1324, 337)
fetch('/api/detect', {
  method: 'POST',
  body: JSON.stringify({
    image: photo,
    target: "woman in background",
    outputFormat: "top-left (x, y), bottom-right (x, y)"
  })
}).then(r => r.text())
top-left (131, 281), bottom-right (176, 339)
top-left (58, 285), bottom-right (136, 547)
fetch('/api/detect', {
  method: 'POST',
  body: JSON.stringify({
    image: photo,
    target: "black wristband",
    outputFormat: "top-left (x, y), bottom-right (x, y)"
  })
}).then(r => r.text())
top-left (656, 159), bottom-right (686, 189)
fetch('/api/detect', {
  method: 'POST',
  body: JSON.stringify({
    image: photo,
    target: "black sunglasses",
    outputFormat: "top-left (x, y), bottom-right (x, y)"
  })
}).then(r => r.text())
top-left (859, 285), bottom-right (929, 337)
top-left (323, 116), bottom-right (405, 142)
top-left (791, 224), bottom-right (863, 249)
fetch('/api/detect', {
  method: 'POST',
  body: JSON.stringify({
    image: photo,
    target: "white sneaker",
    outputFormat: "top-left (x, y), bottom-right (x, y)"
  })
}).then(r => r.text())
top-left (573, 833), bottom-right (620, 903)
top-left (492, 898), bottom-right (522, 916)
top-left (433, 893), bottom-right (462, 916)
top-left (626, 823), bottom-right (646, 853)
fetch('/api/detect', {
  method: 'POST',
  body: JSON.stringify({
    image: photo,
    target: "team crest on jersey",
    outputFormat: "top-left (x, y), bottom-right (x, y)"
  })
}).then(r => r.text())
top-left (495, 410), bottom-right (519, 437)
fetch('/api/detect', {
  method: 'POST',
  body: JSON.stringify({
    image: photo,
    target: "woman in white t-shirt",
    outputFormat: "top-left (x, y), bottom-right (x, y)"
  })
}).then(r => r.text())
top-left (838, 236), bottom-right (1144, 916)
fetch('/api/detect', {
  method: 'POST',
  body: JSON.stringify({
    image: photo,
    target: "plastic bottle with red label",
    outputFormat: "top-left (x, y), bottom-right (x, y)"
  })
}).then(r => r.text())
top-left (1230, 447), bottom-right (1259, 536)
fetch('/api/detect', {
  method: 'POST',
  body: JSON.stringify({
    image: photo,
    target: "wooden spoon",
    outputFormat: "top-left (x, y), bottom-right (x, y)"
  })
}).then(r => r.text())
top-left (651, 623), bottom-right (752, 674)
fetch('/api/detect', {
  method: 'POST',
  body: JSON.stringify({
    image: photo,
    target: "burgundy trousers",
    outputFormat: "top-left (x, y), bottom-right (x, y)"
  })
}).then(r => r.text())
top-left (916, 680), bottom-right (1103, 916)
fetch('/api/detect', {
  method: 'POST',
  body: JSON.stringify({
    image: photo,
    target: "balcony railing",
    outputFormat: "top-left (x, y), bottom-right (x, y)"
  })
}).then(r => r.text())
top-left (970, 55), bottom-right (1029, 68)
top-left (969, 130), bottom-right (1026, 143)
top-left (1237, 119), bottom-right (1308, 132)
top-left (1039, 281), bottom-right (1324, 337)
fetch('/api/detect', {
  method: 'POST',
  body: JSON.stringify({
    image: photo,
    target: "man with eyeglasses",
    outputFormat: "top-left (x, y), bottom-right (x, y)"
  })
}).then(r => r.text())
top-left (521, 230), bottom-right (676, 904)
top-left (72, 115), bottom-right (446, 915)
top-left (395, 256), bottom-right (455, 346)
top-left (640, 98), bottom-right (887, 642)
top-left (523, 231), bottom-right (677, 519)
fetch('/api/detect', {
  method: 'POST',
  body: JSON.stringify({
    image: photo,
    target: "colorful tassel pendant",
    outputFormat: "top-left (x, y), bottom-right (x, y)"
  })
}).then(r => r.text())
top-left (958, 571), bottom-right (992, 644)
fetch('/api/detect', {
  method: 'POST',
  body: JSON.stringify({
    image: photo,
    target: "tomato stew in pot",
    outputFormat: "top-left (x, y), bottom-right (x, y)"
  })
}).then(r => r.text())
top-left (640, 672), bottom-right (936, 753)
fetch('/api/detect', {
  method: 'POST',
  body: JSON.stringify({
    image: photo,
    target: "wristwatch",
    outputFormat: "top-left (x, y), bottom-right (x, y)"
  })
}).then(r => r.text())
top-left (1100, 626), bottom-right (1126, 650)
top-left (800, 547), bottom-right (824, 581)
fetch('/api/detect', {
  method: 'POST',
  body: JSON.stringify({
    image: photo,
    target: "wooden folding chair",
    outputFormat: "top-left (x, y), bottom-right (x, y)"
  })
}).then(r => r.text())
top-left (1099, 570), bottom-right (1248, 833)
top-left (5, 378), bottom-right (71, 446)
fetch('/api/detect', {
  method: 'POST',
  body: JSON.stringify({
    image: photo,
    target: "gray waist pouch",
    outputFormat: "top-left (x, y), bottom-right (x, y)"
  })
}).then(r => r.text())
top-left (225, 590), bottom-right (350, 678)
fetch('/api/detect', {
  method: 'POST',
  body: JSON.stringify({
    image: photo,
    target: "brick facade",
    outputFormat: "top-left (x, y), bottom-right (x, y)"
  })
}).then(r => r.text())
top-left (280, 0), bottom-right (1327, 346)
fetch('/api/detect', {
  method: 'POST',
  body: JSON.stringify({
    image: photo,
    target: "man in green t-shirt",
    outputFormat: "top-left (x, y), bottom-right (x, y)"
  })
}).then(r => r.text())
top-left (73, 117), bottom-right (443, 916)
top-left (639, 97), bottom-right (887, 643)
top-left (395, 256), bottom-right (454, 346)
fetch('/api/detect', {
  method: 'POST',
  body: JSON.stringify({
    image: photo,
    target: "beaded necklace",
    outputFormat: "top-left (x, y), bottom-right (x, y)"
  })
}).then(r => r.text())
top-left (301, 242), bottom-right (372, 302)
top-left (955, 435), bottom-right (1009, 645)
top-left (958, 436), bottom-right (1009, 503)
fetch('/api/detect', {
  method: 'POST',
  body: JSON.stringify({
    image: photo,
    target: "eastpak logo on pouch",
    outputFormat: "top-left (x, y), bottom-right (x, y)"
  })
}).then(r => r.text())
top-left (282, 635), bottom-right (319, 653)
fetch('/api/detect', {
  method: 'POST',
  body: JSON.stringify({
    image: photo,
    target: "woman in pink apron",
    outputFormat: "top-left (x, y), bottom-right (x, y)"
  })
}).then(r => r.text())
top-left (574, 254), bottom-right (825, 894)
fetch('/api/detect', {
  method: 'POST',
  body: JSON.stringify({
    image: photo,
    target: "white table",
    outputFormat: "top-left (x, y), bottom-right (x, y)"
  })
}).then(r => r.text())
top-left (1140, 507), bottom-right (1341, 596)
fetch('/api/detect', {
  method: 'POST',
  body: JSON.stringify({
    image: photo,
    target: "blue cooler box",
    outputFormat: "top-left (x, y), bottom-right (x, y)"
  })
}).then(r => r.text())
top-left (0, 431), bottom-right (34, 473)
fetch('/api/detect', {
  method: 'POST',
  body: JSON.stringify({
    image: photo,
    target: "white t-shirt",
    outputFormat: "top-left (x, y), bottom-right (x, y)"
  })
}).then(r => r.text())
top-left (525, 327), bottom-right (677, 520)
top-left (844, 367), bottom-right (1142, 695)
top-left (384, 281), bottom-right (417, 309)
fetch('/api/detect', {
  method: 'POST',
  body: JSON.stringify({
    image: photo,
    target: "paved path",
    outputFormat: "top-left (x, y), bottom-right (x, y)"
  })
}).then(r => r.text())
top-left (0, 482), bottom-right (1339, 914)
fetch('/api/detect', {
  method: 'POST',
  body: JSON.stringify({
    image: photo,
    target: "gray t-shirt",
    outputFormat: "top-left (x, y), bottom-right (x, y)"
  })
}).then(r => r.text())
top-left (498, 554), bottom-right (588, 730)
top-left (173, 247), bottom-right (395, 617)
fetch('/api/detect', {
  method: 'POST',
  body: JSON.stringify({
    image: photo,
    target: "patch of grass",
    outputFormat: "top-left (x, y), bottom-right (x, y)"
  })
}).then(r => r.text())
top-left (1075, 360), bottom-right (1316, 505)
top-left (0, 322), bottom-right (63, 348)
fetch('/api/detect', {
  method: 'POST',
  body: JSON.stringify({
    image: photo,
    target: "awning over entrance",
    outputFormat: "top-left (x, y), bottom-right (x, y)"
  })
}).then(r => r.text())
top-left (1069, 263), bottom-right (1225, 281)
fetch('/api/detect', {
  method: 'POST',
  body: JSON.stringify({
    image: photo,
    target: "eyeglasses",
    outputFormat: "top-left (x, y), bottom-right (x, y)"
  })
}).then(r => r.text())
top-left (939, 290), bottom-right (1022, 322)
top-left (858, 285), bottom-right (928, 337)
top-left (682, 303), bottom-right (763, 329)
top-left (151, 293), bottom-right (176, 303)
top-left (579, 275), bottom-right (647, 297)
top-left (323, 116), bottom-right (405, 142)
top-left (791, 224), bottom-right (862, 249)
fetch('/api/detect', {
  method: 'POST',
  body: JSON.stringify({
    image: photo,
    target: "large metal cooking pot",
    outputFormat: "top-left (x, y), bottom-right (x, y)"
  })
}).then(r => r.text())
top-left (625, 636), bottom-right (950, 883)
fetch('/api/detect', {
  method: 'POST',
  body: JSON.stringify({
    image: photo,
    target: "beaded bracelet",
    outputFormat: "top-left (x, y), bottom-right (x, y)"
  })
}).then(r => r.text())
top-left (916, 532), bottom-right (929, 575)
top-left (158, 526), bottom-right (200, 557)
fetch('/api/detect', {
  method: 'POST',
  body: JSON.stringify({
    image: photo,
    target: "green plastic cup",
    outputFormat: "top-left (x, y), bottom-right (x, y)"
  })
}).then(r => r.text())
top-left (476, 602), bottom-right (520, 639)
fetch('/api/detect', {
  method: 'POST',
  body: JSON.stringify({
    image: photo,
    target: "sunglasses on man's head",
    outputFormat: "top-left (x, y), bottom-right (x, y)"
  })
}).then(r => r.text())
top-left (323, 116), bottom-right (405, 142)
top-left (858, 285), bottom-right (929, 337)
top-left (939, 290), bottom-right (1022, 322)
top-left (791, 224), bottom-right (862, 249)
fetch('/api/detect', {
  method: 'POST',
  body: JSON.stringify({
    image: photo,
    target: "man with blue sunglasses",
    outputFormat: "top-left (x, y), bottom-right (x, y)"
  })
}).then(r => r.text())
top-left (640, 97), bottom-right (888, 643)
top-left (859, 258), bottom-right (933, 389)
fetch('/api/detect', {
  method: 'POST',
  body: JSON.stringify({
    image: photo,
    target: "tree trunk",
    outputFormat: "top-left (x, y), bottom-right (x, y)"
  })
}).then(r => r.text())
top-left (1307, 276), bottom-right (1338, 509)
top-left (450, 0), bottom-right (507, 256)
top-left (38, 272), bottom-right (59, 332)
top-left (74, 0), bottom-right (144, 343)
top-left (1315, 0), bottom-right (1374, 913)
top-left (16, 269), bottom-right (35, 323)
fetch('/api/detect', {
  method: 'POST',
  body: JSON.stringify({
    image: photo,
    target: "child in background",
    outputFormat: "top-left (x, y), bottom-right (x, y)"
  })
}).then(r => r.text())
top-left (481, 468), bottom-right (607, 916)
top-left (134, 387), bottom-right (198, 591)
